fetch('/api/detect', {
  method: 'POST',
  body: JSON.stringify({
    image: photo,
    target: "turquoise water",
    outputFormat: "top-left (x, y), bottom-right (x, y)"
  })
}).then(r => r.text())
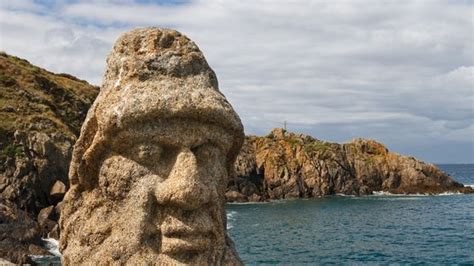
top-left (227, 164), bottom-right (474, 265)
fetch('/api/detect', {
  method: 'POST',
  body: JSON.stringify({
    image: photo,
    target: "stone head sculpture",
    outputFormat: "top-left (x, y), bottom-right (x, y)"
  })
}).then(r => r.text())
top-left (59, 28), bottom-right (244, 265)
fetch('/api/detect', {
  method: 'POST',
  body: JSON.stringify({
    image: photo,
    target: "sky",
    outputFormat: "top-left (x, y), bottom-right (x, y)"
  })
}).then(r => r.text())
top-left (0, 0), bottom-right (473, 163)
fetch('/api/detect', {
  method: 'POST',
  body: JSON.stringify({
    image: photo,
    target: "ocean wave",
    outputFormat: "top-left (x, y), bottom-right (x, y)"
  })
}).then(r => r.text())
top-left (465, 184), bottom-right (474, 188)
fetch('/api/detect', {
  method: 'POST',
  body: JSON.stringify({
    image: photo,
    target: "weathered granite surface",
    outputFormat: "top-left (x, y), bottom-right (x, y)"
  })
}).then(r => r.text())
top-left (59, 28), bottom-right (244, 265)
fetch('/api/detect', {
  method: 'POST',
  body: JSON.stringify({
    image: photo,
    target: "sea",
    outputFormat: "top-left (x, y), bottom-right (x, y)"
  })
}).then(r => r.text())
top-left (33, 164), bottom-right (474, 265)
top-left (227, 164), bottom-right (474, 265)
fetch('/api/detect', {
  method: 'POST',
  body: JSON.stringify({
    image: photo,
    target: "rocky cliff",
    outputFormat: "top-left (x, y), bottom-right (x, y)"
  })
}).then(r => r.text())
top-left (0, 52), bottom-right (99, 263)
top-left (227, 128), bottom-right (473, 202)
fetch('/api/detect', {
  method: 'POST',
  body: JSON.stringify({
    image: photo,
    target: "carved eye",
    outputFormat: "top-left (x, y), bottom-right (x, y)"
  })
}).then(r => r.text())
top-left (126, 143), bottom-right (166, 168)
top-left (191, 142), bottom-right (222, 161)
top-left (126, 143), bottom-right (178, 177)
top-left (136, 144), bottom-right (163, 161)
top-left (191, 142), bottom-right (227, 183)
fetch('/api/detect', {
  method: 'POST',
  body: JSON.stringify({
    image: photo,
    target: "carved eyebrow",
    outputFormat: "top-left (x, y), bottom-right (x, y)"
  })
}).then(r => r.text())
top-left (116, 122), bottom-right (233, 151)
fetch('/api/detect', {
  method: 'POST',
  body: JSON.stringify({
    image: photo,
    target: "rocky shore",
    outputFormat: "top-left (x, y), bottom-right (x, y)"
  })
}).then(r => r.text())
top-left (227, 128), bottom-right (473, 202)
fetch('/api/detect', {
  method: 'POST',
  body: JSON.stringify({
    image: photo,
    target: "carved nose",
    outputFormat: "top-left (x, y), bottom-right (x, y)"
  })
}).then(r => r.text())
top-left (154, 148), bottom-right (217, 210)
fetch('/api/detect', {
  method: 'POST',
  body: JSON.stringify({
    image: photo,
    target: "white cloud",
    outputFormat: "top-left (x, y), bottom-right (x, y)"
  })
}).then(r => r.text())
top-left (0, 0), bottom-right (473, 163)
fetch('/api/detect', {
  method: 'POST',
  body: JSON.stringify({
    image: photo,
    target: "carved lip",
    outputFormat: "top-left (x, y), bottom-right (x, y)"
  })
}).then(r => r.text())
top-left (161, 230), bottom-right (212, 254)
top-left (159, 209), bottom-right (217, 255)
top-left (160, 213), bottom-right (214, 238)
top-left (160, 216), bottom-right (214, 254)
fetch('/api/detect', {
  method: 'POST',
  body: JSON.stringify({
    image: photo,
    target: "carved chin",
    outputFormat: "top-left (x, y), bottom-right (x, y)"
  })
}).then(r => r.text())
top-left (159, 233), bottom-right (227, 264)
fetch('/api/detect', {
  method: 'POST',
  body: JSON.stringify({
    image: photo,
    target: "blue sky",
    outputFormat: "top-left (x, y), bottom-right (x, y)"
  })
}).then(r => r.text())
top-left (0, 0), bottom-right (473, 163)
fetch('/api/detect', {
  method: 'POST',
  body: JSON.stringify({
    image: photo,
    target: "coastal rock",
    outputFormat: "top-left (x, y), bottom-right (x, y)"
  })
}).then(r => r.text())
top-left (226, 191), bottom-right (248, 202)
top-left (48, 224), bottom-right (60, 240)
top-left (49, 180), bottom-right (66, 202)
top-left (0, 52), bottom-right (98, 215)
top-left (232, 128), bottom-right (472, 201)
top-left (0, 201), bottom-right (43, 264)
top-left (60, 28), bottom-right (244, 265)
top-left (37, 205), bottom-right (57, 237)
top-left (0, 258), bottom-right (15, 265)
top-left (37, 205), bottom-right (55, 225)
top-left (0, 52), bottom-right (99, 263)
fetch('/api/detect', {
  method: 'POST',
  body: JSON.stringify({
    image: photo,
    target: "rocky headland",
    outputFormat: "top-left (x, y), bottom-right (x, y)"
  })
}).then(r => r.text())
top-left (0, 52), bottom-right (98, 263)
top-left (227, 128), bottom-right (473, 202)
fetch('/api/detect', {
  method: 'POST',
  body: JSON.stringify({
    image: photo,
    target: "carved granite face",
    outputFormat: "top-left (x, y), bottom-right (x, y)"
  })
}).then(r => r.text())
top-left (94, 120), bottom-right (233, 263)
top-left (60, 27), bottom-right (243, 265)
top-left (59, 121), bottom-right (237, 265)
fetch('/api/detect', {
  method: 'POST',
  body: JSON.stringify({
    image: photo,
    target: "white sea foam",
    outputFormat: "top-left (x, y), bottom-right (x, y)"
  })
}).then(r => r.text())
top-left (437, 191), bottom-right (462, 196)
top-left (42, 238), bottom-right (62, 257)
top-left (371, 191), bottom-right (420, 196)
top-left (28, 254), bottom-right (52, 261)
top-left (227, 201), bottom-right (270, 205)
top-left (335, 193), bottom-right (355, 197)
top-left (227, 210), bottom-right (237, 230)
top-left (28, 238), bottom-right (61, 264)
top-left (372, 191), bottom-right (463, 197)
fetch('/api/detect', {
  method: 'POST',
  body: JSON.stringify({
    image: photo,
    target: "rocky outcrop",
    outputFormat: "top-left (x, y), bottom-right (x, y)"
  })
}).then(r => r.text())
top-left (228, 128), bottom-right (472, 202)
top-left (60, 28), bottom-right (244, 265)
top-left (0, 52), bottom-right (99, 263)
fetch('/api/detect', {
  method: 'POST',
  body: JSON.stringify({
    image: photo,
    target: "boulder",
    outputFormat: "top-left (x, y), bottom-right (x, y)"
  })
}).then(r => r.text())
top-left (37, 205), bottom-right (57, 237)
top-left (38, 205), bottom-right (55, 225)
top-left (28, 244), bottom-right (50, 256)
top-left (48, 224), bottom-right (60, 240)
top-left (49, 180), bottom-right (66, 202)
top-left (60, 28), bottom-right (244, 265)
top-left (0, 258), bottom-right (15, 265)
top-left (226, 191), bottom-right (248, 202)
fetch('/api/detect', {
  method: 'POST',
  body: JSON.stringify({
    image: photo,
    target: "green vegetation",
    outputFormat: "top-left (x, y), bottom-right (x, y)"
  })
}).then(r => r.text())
top-left (0, 52), bottom-right (99, 155)
top-left (303, 141), bottom-right (332, 154)
top-left (2, 144), bottom-right (24, 157)
top-left (364, 155), bottom-right (376, 164)
top-left (287, 137), bottom-right (300, 148)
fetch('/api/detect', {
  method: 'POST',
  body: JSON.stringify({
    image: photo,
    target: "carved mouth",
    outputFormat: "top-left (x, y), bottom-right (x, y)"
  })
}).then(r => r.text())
top-left (162, 228), bottom-right (211, 238)
top-left (161, 230), bottom-right (212, 255)
top-left (160, 214), bottom-right (214, 255)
